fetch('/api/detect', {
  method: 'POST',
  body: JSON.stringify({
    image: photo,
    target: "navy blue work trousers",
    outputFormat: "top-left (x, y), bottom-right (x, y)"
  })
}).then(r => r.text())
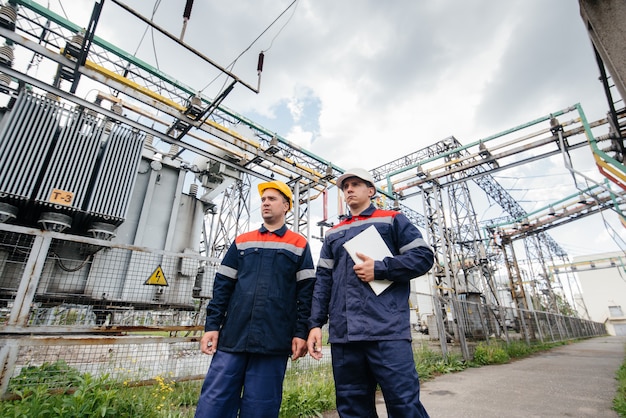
top-left (331, 340), bottom-right (429, 418)
top-left (194, 351), bottom-right (288, 418)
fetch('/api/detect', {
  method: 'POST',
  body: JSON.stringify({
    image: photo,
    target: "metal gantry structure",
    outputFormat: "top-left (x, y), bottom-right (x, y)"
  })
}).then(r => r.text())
top-left (0, 0), bottom-right (344, 253)
top-left (370, 102), bottom-right (625, 341)
top-left (0, 1), bottom-right (624, 333)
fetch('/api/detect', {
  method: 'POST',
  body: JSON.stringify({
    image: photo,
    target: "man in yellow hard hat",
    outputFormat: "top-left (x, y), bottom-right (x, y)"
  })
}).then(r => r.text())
top-left (196, 180), bottom-right (315, 418)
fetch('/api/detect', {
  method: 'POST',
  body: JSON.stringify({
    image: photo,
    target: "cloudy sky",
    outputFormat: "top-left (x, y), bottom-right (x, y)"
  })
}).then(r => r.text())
top-left (38, 0), bottom-right (625, 258)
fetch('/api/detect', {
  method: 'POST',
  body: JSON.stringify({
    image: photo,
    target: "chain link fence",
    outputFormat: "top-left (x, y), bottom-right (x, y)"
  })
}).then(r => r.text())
top-left (0, 223), bottom-right (606, 399)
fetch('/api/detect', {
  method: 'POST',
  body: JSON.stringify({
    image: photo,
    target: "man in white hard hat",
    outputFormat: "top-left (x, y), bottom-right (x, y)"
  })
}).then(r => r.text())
top-left (308, 168), bottom-right (434, 418)
top-left (196, 180), bottom-right (315, 418)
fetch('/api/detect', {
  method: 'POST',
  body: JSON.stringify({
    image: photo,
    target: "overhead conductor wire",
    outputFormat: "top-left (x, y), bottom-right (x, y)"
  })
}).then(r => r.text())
top-left (199, 0), bottom-right (299, 95)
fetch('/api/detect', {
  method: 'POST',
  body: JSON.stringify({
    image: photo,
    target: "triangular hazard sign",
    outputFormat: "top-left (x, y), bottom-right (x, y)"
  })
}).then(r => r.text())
top-left (145, 265), bottom-right (169, 286)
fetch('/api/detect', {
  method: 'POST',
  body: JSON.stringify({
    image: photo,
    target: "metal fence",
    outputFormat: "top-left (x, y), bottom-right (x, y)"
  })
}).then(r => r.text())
top-left (0, 223), bottom-right (607, 398)
top-left (0, 222), bottom-right (214, 397)
top-left (428, 295), bottom-right (606, 360)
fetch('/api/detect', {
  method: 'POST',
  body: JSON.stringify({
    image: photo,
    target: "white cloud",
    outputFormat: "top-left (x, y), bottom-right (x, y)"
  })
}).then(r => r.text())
top-left (29, 0), bottom-right (625, 256)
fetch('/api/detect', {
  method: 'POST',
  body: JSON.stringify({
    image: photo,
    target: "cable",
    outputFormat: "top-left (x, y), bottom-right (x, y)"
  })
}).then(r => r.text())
top-left (617, 265), bottom-right (626, 284)
top-left (579, 173), bottom-right (626, 255)
top-left (148, 0), bottom-right (163, 69)
top-left (52, 250), bottom-right (93, 272)
top-left (552, 121), bottom-right (626, 255)
top-left (26, 1), bottom-right (62, 75)
top-left (493, 170), bottom-right (598, 180)
top-left (126, 0), bottom-right (163, 68)
top-left (54, 0), bottom-right (69, 20)
top-left (596, 190), bottom-right (626, 255)
top-left (262, 0), bottom-right (299, 53)
top-left (199, 0), bottom-right (299, 94)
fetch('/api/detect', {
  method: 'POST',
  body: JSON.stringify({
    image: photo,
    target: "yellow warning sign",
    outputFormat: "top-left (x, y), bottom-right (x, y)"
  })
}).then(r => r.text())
top-left (145, 265), bottom-right (169, 286)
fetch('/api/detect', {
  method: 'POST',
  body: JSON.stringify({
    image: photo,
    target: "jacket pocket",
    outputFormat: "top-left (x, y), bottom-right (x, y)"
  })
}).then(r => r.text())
top-left (268, 249), bottom-right (299, 298)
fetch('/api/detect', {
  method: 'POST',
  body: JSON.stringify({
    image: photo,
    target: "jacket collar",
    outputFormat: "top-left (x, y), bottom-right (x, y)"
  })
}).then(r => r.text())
top-left (259, 223), bottom-right (288, 236)
top-left (346, 203), bottom-right (376, 220)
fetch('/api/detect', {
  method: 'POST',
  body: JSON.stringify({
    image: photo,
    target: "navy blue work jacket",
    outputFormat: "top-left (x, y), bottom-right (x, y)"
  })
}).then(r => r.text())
top-left (205, 224), bottom-right (315, 356)
top-left (309, 204), bottom-right (434, 343)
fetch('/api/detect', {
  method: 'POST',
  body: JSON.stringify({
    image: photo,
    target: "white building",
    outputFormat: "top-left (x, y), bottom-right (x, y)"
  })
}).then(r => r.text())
top-left (569, 252), bottom-right (626, 336)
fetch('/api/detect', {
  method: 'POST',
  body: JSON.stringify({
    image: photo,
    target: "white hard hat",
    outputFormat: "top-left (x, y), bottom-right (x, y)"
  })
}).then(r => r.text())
top-left (336, 168), bottom-right (376, 190)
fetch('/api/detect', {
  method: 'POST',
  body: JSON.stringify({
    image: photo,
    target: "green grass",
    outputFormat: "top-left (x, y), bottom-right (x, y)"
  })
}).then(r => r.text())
top-left (280, 363), bottom-right (335, 418)
top-left (469, 339), bottom-right (568, 367)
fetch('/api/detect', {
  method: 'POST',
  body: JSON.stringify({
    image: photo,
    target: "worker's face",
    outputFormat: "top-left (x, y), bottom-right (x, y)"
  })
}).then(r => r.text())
top-left (341, 177), bottom-right (374, 209)
top-left (260, 188), bottom-right (289, 222)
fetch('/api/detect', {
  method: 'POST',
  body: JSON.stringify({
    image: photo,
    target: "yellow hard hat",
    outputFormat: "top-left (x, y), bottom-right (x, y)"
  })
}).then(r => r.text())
top-left (258, 180), bottom-right (293, 210)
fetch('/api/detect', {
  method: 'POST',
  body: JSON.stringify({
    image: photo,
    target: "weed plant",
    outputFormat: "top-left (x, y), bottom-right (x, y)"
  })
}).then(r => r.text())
top-left (0, 361), bottom-right (200, 418)
top-left (413, 343), bottom-right (465, 379)
top-left (615, 361), bottom-right (626, 417)
top-left (280, 362), bottom-right (335, 418)
top-left (8, 360), bottom-right (83, 392)
top-left (472, 341), bottom-right (510, 365)
top-left (504, 340), bottom-right (533, 358)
